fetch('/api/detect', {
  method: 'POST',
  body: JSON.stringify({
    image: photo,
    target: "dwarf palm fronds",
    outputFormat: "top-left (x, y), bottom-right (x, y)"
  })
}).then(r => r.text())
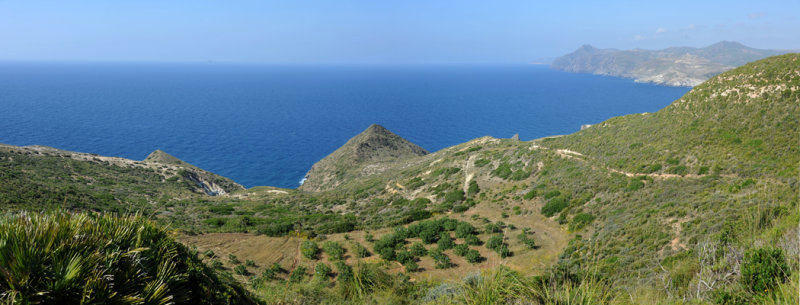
top-left (0, 211), bottom-right (257, 305)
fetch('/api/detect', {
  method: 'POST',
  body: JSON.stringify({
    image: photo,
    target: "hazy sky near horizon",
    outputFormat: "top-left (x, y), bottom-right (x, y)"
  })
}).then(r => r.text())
top-left (1, 0), bottom-right (798, 64)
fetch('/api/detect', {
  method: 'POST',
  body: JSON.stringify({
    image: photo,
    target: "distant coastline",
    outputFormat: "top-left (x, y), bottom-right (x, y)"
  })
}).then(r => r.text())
top-left (550, 41), bottom-right (788, 86)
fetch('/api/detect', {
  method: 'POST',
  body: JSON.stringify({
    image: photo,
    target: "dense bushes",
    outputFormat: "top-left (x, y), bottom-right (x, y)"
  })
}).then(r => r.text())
top-left (569, 213), bottom-right (595, 231)
top-left (301, 241), bottom-right (320, 260)
top-left (0, 212), bottom-right (257, 305)
top-left (372, 218), bottom-right (484, 267)
top-left (486, 235), bottom-right (511, 258)
top-left (322, 241), bottom-right (345, 261)
top-left (541, 195), bottom-right (569, 217)
top-left (741, 247), bottom-right (790, 293)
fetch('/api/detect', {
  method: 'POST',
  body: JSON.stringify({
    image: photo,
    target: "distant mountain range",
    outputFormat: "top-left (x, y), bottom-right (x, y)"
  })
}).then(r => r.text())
top-left (551, 41), bottom-right (791, 86)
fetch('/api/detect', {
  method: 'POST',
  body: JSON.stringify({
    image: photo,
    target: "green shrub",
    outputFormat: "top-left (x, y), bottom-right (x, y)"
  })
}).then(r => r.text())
top-left (474, 159), bottom-right (491, 167)
top-left (510, 169), bottom-right (531, 181)
top-left (300, 241), bottom-right (320, 260)
top-left (541, 195), bottom-right (569, 217)
top-left (523, 189), bottom-right (537, 200)
top-left (261, 263), bottom-right (284, 281)
top-left (467, 180), bottom-right (480, 197)
top-left (335, 262), bottom-right (353, 282)
top-left (314, 263), bottom-right (332, 278)
top-left (420, 227), bottom-right (440, 244)
top-left (625, 179), bottom-right (645, 191)
top-left (452, 204), bottom-right (469, 213)
top-left (444, 190), bottom-right (466, 204)
top-left (668, 165), bottom-right (688, 175)
top-left (403, 260), bottom-right (419, 272)
top-left (741, 247), bottom-right (790, 293)
top-left (0, 212), bottom-right (257, 305)
top-left (245, 259), bottom-right (256, 267)
top-left (517, 233), bottom-right (536, 249)
top-left (234, 264), bottom-right (248, 275)
top-left (437, 232), bottom-right (455, 250)
top-left (464, 235), bottom-right (482, 246)
top-left (497, 245), bottom-right (511, 258)
top-left (289, 266), bottom-right (307, 283)
top-left (351, 242), bottom-right (370, 258)
top-left (378, 247), bottom-right (395, 261)
top-left (322, 241), bottom-right (345, 261)
top-left (543, 190), bottom-right (561, 199)
top-left (228, 253), bottom-right (240, 264)
top-left (454, 244), bottom-right (470, 256)
top-left (410, 242), bottom-right (428, 257)
top-left (485, 223), bottom-right (502, 234)
top-left (405, 177), bottom-right (426, 190)
top-left (486, 235), bottom-right (503, 250)
top-left (203, 249), bottom-right (215, 258)
top-left (492, 162), bottom-right (513, 179)
top-left (455, 222), bottom-right (477, 238)
top-left (465, 249), bottom-right (483, 263)
top-left (569, 213), bottom-right (596, 231)
top-left (643, 164), bottom-right (662, 173)
top-left (429, 249), bottom-right (453, 269)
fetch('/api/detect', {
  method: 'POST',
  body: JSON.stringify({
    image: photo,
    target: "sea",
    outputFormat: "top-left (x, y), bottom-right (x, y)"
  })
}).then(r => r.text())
top-left (0, 62), bottom-right (690, 188)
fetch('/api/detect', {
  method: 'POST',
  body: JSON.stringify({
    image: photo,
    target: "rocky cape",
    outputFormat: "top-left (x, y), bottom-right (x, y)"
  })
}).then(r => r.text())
top-left (299, 124), bottom-right (428, 192)
top-left (551, 41), bottom-right (787, 86)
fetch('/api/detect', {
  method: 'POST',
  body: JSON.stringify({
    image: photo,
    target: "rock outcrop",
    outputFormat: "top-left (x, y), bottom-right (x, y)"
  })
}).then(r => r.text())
top-left (144, 149), bottom-right (243, 195)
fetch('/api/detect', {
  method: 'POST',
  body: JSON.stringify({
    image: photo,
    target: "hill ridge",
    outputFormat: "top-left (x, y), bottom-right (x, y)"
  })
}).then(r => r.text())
top-left (299, 124), bottom-right (428, 192)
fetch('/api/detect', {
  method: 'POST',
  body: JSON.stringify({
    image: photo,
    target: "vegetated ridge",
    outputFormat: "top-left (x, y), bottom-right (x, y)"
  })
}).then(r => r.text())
top-left (299, 124), bottom-right (428, 192)
top-left (551, 41), bottom-right (788, 86)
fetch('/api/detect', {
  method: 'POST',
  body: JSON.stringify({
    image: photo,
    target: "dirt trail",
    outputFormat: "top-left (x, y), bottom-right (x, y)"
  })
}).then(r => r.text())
top-left (463, 155), bottom-right (477, 193)
top-left (533, 143), bottom-right (736, 180)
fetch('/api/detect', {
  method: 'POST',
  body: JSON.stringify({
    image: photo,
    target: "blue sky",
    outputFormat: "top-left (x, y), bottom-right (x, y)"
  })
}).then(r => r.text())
top-left (0, 0), bottom-right (797, 63)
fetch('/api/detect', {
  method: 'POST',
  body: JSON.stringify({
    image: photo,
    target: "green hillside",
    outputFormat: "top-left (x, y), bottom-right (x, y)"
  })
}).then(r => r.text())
top-left (1, 54), bottom-right (798, 304)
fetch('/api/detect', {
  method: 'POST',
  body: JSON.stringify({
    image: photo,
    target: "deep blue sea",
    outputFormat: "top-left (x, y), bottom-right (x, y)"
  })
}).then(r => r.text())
top-left (0, 63), bottom-right (690, 188)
